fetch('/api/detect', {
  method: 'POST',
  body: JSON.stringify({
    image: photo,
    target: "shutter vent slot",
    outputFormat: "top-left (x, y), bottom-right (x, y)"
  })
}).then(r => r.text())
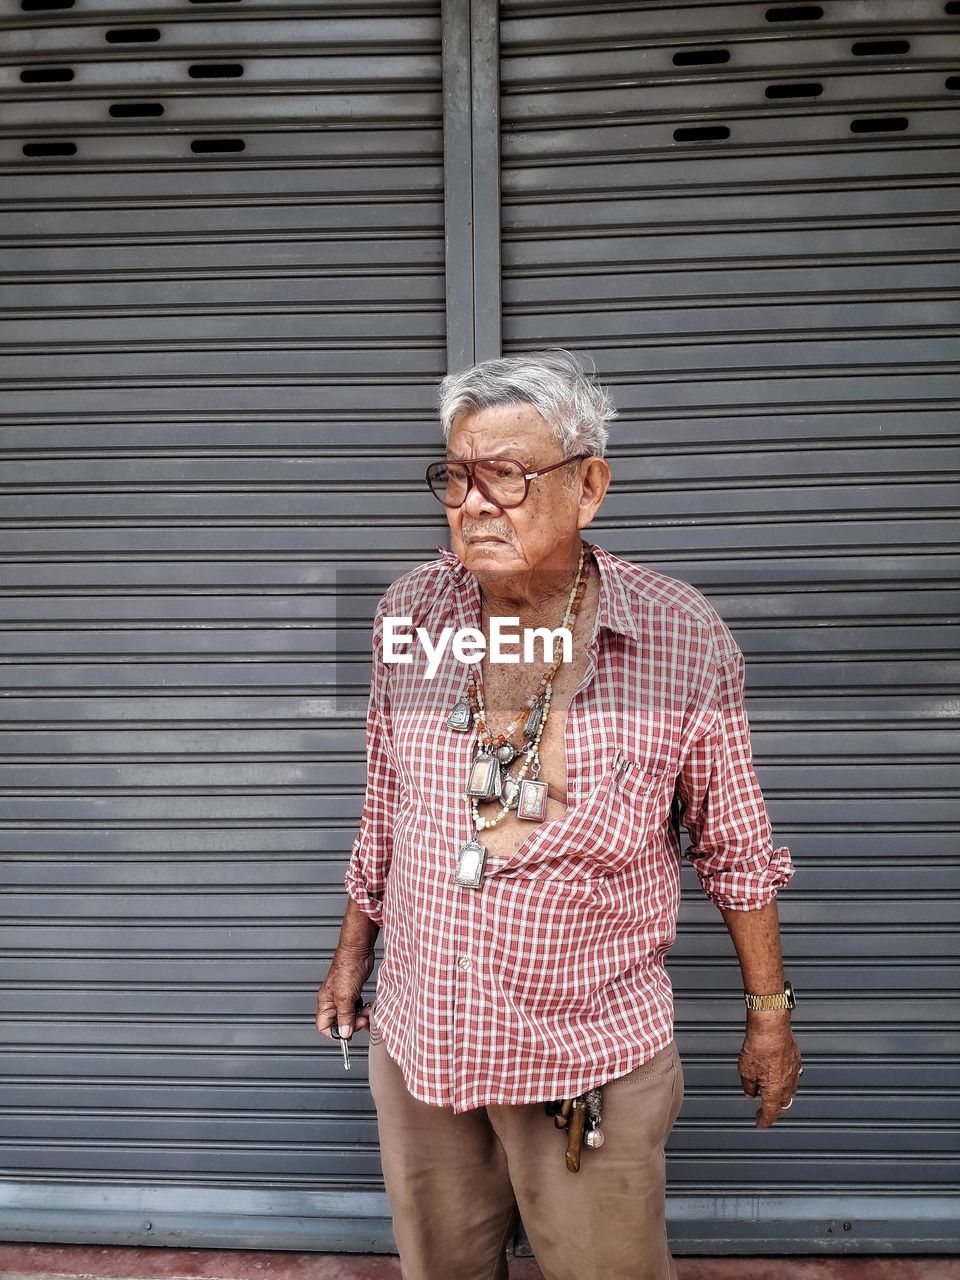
top-left (672, 49), bottom-right (730, 66)
top-left (109, 102), bottom-right (165, 117)
top-left (852, 39), bottom-right (910, 55)
top-left (946, 2), bottom-right (960, 12)
top-left (765, 5), bottom-right (823, 20)
top-left (20, 66), bottom-right (75, 82)
top-left (23, 140), bottom-right (77, 155)
top-left (188, 63), bottom-right (244, 78)
top-left (105, 28), bottom-right (161, 43)
top-left (21, 0), bottom-right (74, 8)
top-left (946, 75), bottom-right (960, 89)
top-left (850, 115), bottom-right (909, 132)
top-left (190, 137), bottom-right (245, 152)
top-left (765, 81), bottom-right (823, 98)
top-left (673, 125), bottom-right (731, 141)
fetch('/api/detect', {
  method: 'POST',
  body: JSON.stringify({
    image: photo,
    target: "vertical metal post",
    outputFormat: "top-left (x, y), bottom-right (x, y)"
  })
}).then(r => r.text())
top-left (442, 0), bottom-right (502, 371)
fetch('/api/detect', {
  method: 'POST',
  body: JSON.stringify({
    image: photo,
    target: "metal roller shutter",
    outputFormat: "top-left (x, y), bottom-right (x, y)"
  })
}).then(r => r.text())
top-left (500, 0), bottom-right (960, 1254)
top-left (0, 0), bottom-right (444, 1249)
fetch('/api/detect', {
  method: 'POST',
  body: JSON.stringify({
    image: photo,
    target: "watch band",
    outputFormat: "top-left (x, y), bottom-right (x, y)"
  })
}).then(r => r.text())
top-left (744, 979), bottom-right (796, 1011)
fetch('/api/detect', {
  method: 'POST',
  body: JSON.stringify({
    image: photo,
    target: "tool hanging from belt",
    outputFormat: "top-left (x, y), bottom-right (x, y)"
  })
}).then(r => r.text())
top-left (545, 1085), bottom-right (604, 1172)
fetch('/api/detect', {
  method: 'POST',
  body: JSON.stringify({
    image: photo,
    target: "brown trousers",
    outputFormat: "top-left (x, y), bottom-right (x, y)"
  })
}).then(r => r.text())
top-left (368, 1029), bottom-right (683, 1280)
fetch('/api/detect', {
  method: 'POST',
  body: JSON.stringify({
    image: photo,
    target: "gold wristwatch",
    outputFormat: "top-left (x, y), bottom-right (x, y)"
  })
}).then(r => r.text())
top-left (744, 979), bottom-right (796, 1012)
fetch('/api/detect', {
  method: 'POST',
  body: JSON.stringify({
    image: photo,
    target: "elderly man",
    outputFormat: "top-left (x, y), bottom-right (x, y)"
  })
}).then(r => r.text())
top-left (317, 349), bottom-right (802, 1280)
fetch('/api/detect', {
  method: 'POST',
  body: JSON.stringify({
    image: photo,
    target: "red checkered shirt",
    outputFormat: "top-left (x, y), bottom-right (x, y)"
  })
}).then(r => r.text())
top-left (345, 540), bottom-right (794, 1111)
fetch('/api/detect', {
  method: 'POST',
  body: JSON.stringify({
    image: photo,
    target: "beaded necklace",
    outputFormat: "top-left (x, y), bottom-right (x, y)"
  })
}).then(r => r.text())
top-left (467, 544), bottom-right (591, 833)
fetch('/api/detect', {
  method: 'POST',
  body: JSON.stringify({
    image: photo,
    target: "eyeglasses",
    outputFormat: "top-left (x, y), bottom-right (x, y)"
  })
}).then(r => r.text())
top-left (424, 454), bottom-right (590, 509)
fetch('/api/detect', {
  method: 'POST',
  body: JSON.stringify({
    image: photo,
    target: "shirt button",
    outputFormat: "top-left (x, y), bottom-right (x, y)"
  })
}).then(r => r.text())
top-left (457, 955), bottom-right (472, 970)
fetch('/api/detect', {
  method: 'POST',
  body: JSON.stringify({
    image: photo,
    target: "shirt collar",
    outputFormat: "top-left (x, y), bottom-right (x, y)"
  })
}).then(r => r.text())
top-left (433, 540), bottom-right (642, 641)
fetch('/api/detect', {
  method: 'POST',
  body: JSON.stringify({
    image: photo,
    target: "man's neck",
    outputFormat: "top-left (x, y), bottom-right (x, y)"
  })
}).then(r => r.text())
top-left (476, 542), bottom-right (584, 625)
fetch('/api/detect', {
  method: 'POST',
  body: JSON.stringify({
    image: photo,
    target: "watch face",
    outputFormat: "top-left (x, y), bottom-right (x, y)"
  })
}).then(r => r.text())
top-left (785, 979), bottom-right (797, 1009)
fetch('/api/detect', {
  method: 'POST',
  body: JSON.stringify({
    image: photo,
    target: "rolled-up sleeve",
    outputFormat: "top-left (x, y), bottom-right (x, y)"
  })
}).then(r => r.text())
top-left (344, 598), bottom-right (399, 926)
top-left (677, 644), bottom-right (794, 911)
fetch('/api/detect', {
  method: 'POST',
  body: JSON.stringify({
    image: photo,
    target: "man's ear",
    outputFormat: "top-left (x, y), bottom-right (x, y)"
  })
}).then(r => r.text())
top-left (577, 458), bottom-right (612, 530)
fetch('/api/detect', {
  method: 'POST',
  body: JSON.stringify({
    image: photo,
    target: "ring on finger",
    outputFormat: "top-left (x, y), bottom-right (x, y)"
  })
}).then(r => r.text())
top-left (781, 1097), bottom-right (794, 1110)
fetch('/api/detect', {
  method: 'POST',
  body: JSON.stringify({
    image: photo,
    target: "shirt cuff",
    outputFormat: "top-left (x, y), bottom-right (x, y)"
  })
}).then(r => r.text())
top-left (343, 854), bottom-right (385, 927)
top-left (695, 844), bottom-right (795, 912)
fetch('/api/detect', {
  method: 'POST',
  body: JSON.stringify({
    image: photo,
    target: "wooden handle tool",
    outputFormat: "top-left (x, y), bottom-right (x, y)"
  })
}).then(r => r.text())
top-left (554, 1097), bottom-right (573, 1130)
top-left (565, 1097), bottom-right (587, 1173)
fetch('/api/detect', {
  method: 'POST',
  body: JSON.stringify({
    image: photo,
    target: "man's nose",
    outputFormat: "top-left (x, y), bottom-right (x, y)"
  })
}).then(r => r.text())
top-left (461, 475), bottom-right (502, 517)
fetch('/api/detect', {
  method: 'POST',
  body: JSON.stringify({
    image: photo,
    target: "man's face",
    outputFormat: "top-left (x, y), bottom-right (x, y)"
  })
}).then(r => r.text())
top-left (445, 403), bottom-right (600, 577)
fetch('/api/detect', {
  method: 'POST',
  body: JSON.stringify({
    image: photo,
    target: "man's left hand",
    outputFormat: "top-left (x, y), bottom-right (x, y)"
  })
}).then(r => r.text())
top-left (738, 1011), bottom-right (803, 1128)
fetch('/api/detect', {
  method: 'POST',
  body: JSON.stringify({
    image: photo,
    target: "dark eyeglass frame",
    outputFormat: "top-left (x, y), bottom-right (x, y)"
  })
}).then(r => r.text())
top-left (424, 453), bottom-right (591, 509)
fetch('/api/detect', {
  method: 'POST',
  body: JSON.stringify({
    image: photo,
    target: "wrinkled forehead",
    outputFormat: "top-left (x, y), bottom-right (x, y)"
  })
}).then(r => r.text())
top-left (446, 402), bottom-right (558, 460)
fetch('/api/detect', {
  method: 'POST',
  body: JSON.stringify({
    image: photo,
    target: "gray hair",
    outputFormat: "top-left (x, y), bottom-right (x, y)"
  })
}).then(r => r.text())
top-left (437, 348), bottom-right (618, 457)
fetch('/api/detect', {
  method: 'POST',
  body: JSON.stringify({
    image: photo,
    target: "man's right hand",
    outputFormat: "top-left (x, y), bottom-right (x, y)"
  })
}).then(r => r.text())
top-left (316, 944), bottom-right (375, 1042)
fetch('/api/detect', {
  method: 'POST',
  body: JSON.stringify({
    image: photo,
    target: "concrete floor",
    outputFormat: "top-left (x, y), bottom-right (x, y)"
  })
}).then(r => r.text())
top-left (2, 1243), bottom-right (960, 1280)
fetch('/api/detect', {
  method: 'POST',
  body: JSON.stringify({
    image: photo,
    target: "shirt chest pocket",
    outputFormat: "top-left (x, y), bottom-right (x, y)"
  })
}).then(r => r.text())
top-left (613, 753), bottom-right (673, 806)
top-left (498, 754), bottom-right (676, 886)
top-left (602, 755), bottom-right (676, 868)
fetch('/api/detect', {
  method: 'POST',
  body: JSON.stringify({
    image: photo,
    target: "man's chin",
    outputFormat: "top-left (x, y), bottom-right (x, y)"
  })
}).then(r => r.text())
top-left (460, 539), bottom-right (519, 569)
